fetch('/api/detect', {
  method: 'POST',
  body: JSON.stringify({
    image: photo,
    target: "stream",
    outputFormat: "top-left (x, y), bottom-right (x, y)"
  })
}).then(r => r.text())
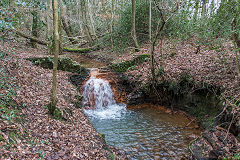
top-left (80, 66), bottom-right (201, 159)
top-left (65, 53), bottom-right (201, 159)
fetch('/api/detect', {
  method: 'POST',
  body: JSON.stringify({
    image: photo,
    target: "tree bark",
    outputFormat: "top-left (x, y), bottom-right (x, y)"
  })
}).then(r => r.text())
top-left (149, 0), bottom-right (152, 41)
top-left (194, 0), bottom-right (199, 20)
top-left (31, 10), bottom-right (39, 48)
top-left (46, 0), bottom-right (51, 40)
top-left (59, 1), bottom-right (78, 44)
top-left (80, 0), bottom-right (93, 46)
top-left (232, 18), bottom-right (240, 79)
top-left (150, 0), bottom-right (178, 88)
top-left (50, 0), bottom-right (60, 115)
top-left (201, 0), bottom-right (207, 17)
top-left (87, 0), bottom-right (97, 39)
top-left (110, 0), bottom-right (115, 49)
top-left (131, 0), bottom-right (140, 51)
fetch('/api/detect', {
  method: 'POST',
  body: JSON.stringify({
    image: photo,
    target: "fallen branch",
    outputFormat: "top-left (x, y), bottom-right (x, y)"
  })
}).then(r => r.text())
top-left (14, 30), bottom-right (48, 46)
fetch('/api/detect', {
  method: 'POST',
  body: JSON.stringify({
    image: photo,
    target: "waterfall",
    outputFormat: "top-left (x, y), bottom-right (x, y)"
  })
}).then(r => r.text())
top-left (82, 76), bottom-right (126, 119)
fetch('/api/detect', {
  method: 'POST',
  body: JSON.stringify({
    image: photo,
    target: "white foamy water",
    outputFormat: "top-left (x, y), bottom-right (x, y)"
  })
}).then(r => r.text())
top-left (82, 77), bottom-right (126, 119)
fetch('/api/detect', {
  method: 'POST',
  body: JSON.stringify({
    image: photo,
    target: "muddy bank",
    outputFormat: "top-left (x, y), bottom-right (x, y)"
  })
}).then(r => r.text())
top-left (110, 54), bottom-right (240, 159)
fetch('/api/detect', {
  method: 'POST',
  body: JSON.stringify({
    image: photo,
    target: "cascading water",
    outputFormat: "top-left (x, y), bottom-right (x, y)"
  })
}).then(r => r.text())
top-left (82, 76), bottom-right (126, 119)
top-left (82, 69), bottom-right (201, 159)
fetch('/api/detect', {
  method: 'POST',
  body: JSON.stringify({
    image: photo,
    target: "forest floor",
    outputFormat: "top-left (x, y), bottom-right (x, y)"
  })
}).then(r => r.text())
top-left (1, 36), bottom-right (240, 159)
top-left (111, 38), bottom-right (240, 115)
top-left (0, 40), bottom-right (125, 159)
top-left (110, 38), bottom-right (240, 158)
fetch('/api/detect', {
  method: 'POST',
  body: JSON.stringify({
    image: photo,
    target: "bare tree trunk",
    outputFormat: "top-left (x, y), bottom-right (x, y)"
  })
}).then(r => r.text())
top-left (59, 1), bottom-right (78, 44)
top-left (80, 0), bottom-right (93, 46)
top-left (232, 18), bottom-right (240, 79)
top-left (150, 21), bottom-right (165, 86)
top-left (149, 0), bottom-right (152, 41)
top-left (201, 0), bottom-right (207, 17)
top-left (31, 10), bottom-right (39, 48)
top-left (46, 0), bottom-right (51, 40)
top-left (50, 0), bottom-right (60, 115)
top-left (110, 0), bottom-right (115, 49)
top-left (150, 0), bottom-right (178, 88)
top-left (87, 0), bottom-right (97, 39)
top-left (131, 0), bottom-right (140, 51)
top-left (194, 0), bottom-right (199, 20)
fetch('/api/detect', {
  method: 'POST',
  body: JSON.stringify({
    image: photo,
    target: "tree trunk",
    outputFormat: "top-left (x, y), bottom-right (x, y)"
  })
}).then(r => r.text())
top-left (50, 0), bottom-right (60, 115)
top-left (87, 0), bottom-right (97, 39)
top-left (232, 18), bottom-right (240, 79)
top-left (46, 0), bottom-right (51, 40)
top-left (194, 0), bottom-right (199, 20)
top-left (15, 30), bottom-right (48, 45)
top-left (149, 0), bottom-right (152, 41)
top-left (110, 0), bottom-right (115, 49)
top-left (201, 0), bottom-right (207, 17)
top-left (80, 0), bottom-right (93, 46)
top-left (59, 0), bottom-right (77, 44)
top-left (131, 0), bottom-right (140, 51)
top-left (31, 10), bottom-right (39, 48)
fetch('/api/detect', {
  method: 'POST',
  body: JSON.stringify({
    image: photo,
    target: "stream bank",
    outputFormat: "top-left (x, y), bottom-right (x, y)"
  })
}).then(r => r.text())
top-left (0, 41), bottom-right (128, 159)
top-left (110, 52), bottom-right (240, 159)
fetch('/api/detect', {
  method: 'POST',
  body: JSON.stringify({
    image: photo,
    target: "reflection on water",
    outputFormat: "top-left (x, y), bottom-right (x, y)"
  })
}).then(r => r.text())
top-left (87, 105), bottom-right (201, 160)
top-left (82, 72), bottom-right (201, 159)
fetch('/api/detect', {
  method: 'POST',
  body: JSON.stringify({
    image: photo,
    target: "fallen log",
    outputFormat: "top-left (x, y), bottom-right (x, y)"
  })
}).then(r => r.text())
top-left (15, 30), bottom-right (48, 46)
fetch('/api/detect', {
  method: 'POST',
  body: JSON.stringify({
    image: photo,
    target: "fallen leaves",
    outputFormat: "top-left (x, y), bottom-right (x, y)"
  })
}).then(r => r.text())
top-left (0, 41), bottom-right (124, 159)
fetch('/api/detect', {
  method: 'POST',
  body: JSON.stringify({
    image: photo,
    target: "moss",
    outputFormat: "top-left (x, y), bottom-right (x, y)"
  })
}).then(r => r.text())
top-left (143, 73), bottom-right (222, 129)
top-left (110, 54), bottom-right (150, 73)
top-left (26, 57), bottom-right (88, 75)
top-left (63, 47), bottom-right (91, 53)
top-left (0, 134), bottom-right (4, 142)
top-left (73, 95), bottom-right (83, 108)
top-left (53, 108), bottom-right (67, 121)
top-left (99, 133), bottom-right (106, 140)
top-left (108, 152), bottom-right (117, 160)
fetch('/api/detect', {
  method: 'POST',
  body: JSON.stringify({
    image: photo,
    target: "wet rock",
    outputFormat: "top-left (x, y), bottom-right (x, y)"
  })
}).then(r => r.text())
top-left (190, 128), bottom-right (240, 159)
top-left (127, 91), bottom-right (145, 105)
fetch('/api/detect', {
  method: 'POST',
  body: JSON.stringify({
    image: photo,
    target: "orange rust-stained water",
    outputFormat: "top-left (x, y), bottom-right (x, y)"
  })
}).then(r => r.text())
top-left (87, 104), bottom-right (202, 159)
top-left (81, 68), bottom-right (127, 108)
top-left (82, 69), bottom-right (202, 159)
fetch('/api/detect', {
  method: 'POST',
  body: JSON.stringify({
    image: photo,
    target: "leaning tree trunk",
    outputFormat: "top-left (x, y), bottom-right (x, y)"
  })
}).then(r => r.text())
top-left (50, 0), bottom-right (60, 115)
top-left (59, 0), bottom-right (78, 44)
top-left (131, 0), bottom-right (140, 51)
top-left (80, 0), bottom-right (93, 46)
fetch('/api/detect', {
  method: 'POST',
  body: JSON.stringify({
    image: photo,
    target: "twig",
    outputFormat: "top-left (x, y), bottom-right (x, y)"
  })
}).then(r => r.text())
top-left (184, 118), bottom-right (196, 128)
top-left (224, 112), bottom-right (236, 141)
top-left (188, 136), bottom-right (201, 156)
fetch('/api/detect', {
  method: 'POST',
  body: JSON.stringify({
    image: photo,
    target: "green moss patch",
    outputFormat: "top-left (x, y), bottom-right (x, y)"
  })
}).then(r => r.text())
top-left (109, 54), bottom-right (150, 73)
top-left (63, 47), bottom-right (91, 53)
top-left (27, 57), bottom-right (88, 74)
